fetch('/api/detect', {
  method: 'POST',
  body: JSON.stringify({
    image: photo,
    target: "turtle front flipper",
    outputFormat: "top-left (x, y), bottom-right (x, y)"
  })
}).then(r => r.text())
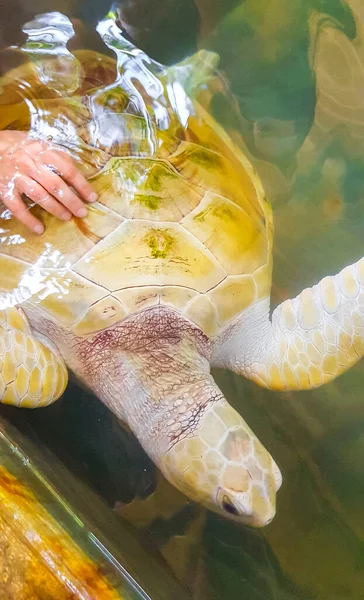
top-left (214, 257), bottom-right (364, 390)
top-left (0, 307), bottom-right (68, 407)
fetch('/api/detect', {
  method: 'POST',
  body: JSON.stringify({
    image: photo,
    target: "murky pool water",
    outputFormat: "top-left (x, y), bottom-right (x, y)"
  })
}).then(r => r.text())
top-left (1, 1), bottom-right (364, 598)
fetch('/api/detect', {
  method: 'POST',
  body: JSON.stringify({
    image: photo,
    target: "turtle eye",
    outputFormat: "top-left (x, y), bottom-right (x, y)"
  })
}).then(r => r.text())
top-left (222, 496), bottom-right (239, 516)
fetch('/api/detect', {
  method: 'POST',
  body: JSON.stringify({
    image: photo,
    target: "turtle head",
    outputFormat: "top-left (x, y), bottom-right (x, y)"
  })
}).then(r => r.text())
top-left (112, 311), bottom-right (281, 527)
top-left (161, 400), bottom-right (282, 527)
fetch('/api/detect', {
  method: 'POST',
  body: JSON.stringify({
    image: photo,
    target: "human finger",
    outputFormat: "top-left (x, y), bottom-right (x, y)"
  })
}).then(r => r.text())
top-left (39, 150), bottom-right (97, 203)
top-left (31, 165), bottom-right (89, 218)
top-left (1, 187), bottom-right (44, 234)
top-left (16, 175), bottom-right (73, 221)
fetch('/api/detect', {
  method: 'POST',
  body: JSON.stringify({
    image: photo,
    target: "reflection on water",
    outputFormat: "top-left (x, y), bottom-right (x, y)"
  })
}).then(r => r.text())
top-left (2, 0), bottom-right (364, 599)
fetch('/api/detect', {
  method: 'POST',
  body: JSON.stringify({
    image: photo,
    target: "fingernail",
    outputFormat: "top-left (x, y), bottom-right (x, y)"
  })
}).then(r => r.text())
top-left (34, 223), bottom-right (44, 234)
top-left (62, 211), bottom-right (72, 221)
top-left (77, 207), bottom-right (88, 218)
top-left (88, 192), bottom-right (97, 202)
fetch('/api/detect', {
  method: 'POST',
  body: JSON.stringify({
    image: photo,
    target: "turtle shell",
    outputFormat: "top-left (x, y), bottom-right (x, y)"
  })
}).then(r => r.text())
top-left (0, 42), bottom-right (272, 338)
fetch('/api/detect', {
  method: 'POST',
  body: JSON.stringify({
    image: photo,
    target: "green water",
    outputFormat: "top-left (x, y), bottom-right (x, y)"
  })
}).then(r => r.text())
top-left (2, 0), bottom-right (364, 598)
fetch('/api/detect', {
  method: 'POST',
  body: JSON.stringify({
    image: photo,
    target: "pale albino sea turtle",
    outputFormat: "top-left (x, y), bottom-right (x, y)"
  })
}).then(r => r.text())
top-left (0, 14), bottom-right (363, 528)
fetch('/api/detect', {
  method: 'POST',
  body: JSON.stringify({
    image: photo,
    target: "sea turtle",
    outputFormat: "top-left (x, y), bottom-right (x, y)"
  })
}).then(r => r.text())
top-left (0, 12), bottom-right (363, 529)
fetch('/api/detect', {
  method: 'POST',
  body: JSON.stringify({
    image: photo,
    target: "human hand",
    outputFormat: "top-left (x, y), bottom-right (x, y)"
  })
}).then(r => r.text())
top-left (0, 130), bottom-right (97, 234)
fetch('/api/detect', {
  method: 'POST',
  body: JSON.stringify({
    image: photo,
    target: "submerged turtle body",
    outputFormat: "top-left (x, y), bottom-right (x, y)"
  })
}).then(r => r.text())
top-left (0, 32), bottom-right (279, 526)
top-left (2, 14), bottom-right (364, 528)
top-left (0, 51), bottom-right (272, 342)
